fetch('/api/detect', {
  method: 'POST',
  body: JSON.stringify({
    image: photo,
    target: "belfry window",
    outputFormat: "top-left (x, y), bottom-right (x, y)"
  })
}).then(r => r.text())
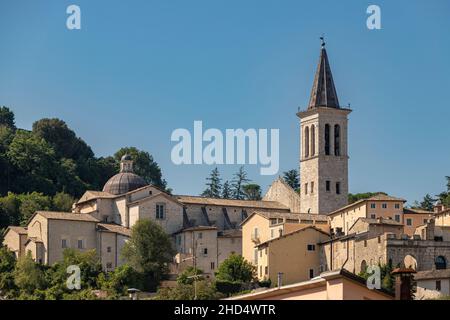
top-left (304, 126), bottom-right (310, 158)
top-left (334, 124), bottom-right (341, 156)
top-left (325, 124), bottom-right (330, 155)
top-left (311, 125), bottom-right (316, 156)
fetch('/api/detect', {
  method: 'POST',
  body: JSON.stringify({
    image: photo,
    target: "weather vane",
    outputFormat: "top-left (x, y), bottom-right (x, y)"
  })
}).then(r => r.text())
top-left (320, 34), bottom-right (326, 48)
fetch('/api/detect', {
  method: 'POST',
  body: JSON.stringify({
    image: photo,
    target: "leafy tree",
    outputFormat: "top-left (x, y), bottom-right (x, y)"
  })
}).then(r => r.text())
top-left (114, 147), bottom-right (168, 190)
top-left (121, 219), bottom-right (175, 290)
top-left (98, 264), bottom-right (145, 296)
top-left (348, 192), bottom-right (387, 204)
top-left (222, 181), bottom-right (232, 199)
top-left (231, 166), bottom-right (250, 200)
top-left (0, 106), bottom-right (15, 129)
top-left (215, 254), bottom-right (256, 283)
top-left (242, 184), bottom-right (262, 200)
top-left (201, 167), bottom-right (222, 198)
top-left (283, 169), bottom-right (299, 191)
top-left (13, 252), bottom-right (47, 294)
top-left (52, 192), bottom-right (76, 212)
top-left (32, 118), bottom-right (93, 160)
top-left (155, 280), bottom-right (222, 300)
top-left (18, 192), bottom-right (52, 225)
top-left (177, 266), bottom-right (204, 285)
top-left (0, 246), bottom-right (17, 295)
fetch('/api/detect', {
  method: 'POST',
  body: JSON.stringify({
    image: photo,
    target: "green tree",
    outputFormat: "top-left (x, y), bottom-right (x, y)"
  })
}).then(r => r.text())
top-left (177, 266), bottom-right (204, 285)
top-left (0, 246), bottom-right (17, 295)
top-left (18, 192), bottom-right (52, 225)
top-left (231, 166), bottom-right (250, 200)
top-left (52, 192), bottom-right (76, 212)
top-left (98, 264), bottom-right (145, 297)
top-left (222, 181), bottom-right (232, 199)
top-left (114, 147), bottom-right (168, 190)
top-left (242, 184), bottom-right (262, 200)
top-left (420, 194), bottom-right (436, 211)
top-left (155, 280), bottom-right (222, 300)
top-left (121, 219), bottom-right (175, 290)
top-left (283, 169), bottom-right (299, 191)
top-left (13, 252), bottom-right (46, 294)
top-left (0, 106), bottom-right (15, 129)
top-left (215, 254), bottom-right (256, 283)
top-left (201, 167), bottom-right (222, 198)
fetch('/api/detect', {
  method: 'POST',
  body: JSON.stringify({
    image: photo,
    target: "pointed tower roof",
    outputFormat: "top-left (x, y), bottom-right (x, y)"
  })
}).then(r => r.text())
top-left (308, 38), bottom-right (340, 109)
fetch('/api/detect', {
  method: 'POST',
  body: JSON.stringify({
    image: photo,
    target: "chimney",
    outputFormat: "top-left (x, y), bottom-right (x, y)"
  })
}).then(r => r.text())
top-left (391, 268), bottom-right (416, 300)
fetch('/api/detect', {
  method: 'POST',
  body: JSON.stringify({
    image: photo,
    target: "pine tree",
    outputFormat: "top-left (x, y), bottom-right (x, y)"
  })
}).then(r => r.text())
top-left (420, 194), bottom-right (435, 211)
top-left (282, 169), bottom-right (300, 191)
top-left (231, 166), bottom-right (250, 200)
top-left (201, 167), bottom-right (222, 198)
top-left (222, 181), bottom-right (232, 199)
top-left (242, 184), bottom-right (262, 200)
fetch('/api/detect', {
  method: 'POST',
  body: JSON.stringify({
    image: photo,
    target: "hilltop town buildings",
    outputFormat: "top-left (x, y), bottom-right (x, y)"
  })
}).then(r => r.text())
top-left (3, 41), bottom-right (450, 299)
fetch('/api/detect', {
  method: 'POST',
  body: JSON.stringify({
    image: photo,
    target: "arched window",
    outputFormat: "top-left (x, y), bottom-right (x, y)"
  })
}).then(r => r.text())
top-left (304, 126), bottom-right (310, 158)
top-left (324, 124), bottom-right (330, 155)
top-left (360, 260), bottom-right (367, 273)
top-left (311, 125), bottom-right (316, 156)
top-left (334, 124), bottom-right (341, 156)
top-left (435, 256), bottom-right (447, 270)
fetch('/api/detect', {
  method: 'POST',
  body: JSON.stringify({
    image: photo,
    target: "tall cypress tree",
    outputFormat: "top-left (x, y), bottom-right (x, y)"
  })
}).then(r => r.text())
top-left (201, 167), bottom-right (222, 198)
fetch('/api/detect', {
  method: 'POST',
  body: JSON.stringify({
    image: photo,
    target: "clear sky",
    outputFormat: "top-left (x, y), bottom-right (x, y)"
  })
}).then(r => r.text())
top-left (1, 0), bottom-right (449, 205)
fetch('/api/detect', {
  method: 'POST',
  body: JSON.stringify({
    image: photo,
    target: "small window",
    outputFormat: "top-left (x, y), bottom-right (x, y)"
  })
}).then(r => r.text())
top-left (309, 269), bottom-right (314, 279)
top-left (106, 262), bottom-right (112, 269)
top-left (406, 218), bottom-right (412, 226)
top-left (378, 236), bottom-right (381, 243)
top-left (305, 183), bottom-right (308, 195)
top-left (370, 203), bottom-right (376, 209)
top-left (336, 182), bottom-right (341, 195)
top-left (382, 203), bottom-right (387, 209)
top-left (270, 229), bottom-right (274, 238)
top-left (211, 262), bottom-right (215, 270)
top-left (107, 246), bottom-right (112, 253)
top-left (149, 190), bottom-right (152, 195)
top-left (364, 240), bottom-right (367, 247)
top-left (395, 215), bottom-right (401, 222)
top-left (371, 214), bottom-right (376, 219)
top-left (156, 204), bottom-right (165, 219)
top-left (311, 181), bottom-right (314, 194)
top-left (436, 280), bottom-right (441, 291)
top-left (395, 203), bottom-right (400, 209)
top-left (77, 239), bottom-right (83, 249)
top-left (265, 266), bottom-right (268, 275)
top-left (326, 181), bottom-right (330, 192)
top-left (198, 232), bottom-right (203, 239)
top-left (203, 248), bottom-right (208, 256)
top-left (307, 244), bottom-right (315, 251)
top-left (62, 239), bottom-right (68, 249)
top-left (260, 266), bottom-right (263, 277)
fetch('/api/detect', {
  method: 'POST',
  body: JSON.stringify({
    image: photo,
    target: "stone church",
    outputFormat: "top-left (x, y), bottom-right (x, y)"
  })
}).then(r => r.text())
top-left (3, 41), bottom-right (450, 289)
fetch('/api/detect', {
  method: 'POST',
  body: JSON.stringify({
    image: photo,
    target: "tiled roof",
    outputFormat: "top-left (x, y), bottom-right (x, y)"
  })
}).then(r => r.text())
top-left (35, 211), bottom-right (99, 222)
top-left (6, 226), bottom-right (28, 235)
top-left (218, 229), bottom-right (242, 238)
top-left (97, 223), bottom-right (131, 237)
top-left (329, 193), bottom-right (406, 216)
top-left (403, 208), bottom-right (433, 215)
top-left (256, 226), bottom-right (329, 247)
top-left (175, 195), bottom-right (289, 210)
top-left (242, 211), bottom-right (328, 226)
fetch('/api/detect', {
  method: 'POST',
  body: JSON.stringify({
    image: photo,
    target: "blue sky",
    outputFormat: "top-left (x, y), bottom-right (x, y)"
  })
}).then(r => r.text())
top-left (1, 1), bottom-right (449, 205)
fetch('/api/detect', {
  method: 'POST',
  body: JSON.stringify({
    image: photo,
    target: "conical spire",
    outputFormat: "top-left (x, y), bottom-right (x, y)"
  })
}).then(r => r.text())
top-left (308, 39), bottom-right (340, 109)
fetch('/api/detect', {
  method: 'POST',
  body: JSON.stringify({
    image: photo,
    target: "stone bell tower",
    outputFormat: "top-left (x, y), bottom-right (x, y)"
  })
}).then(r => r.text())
top-left (297, 39), bottom-right (351, 214)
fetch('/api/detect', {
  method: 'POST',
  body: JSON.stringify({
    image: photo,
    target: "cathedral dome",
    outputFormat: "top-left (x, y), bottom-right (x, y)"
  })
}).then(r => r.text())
top-left (102, 172), bottom-right (147, 195)
top-left (102, 154), bottom-right (147, 195)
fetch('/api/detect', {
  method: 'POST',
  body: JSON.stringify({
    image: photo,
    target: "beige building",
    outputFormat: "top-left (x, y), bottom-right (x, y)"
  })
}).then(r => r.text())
top-left (255, 226), bottom-right (329, 286)
top-left (227, 269), bottom-right (393, 300)
top-left (415, 269), bottom-right (450, 300)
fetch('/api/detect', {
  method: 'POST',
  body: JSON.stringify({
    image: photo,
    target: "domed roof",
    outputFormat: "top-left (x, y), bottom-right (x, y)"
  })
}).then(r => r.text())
top-left (102, 172), bottom-right (147, 195)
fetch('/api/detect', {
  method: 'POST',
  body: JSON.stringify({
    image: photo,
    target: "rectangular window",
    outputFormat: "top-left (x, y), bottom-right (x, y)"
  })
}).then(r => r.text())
top-left (62, 239), bottom-right (67, 249)
top-left (406, 218), bottom-right (412, 226)
top-left (370, 214), bottom-right (376, 219)
top-left (156, 204), bottom-right (165, 219)
top-left (309, 269), bottom-right (314, 279)
top-left (265, 266), bottom-right (268, 275)
top-left (77, 239), bottom-right (83, 249)
top-left (436, 280), bottom-right (441, 291)
top-left (260, 266), bottom-right (263, 277)
top-left (370, 203), bottom-right (376, 209)
top-left (305, 183), bottom-right (308, 195)
top-left (336, 182), bottom-right (341, 195)
top-left (382, 203), bottom-right (387, 209)
top-left (395, 215), bottom-right (401, 222)
top-left (254, 249), bottom-right (258, 264)
top-left (311, 181), bottom-right (314, 194)
top-left (270, 229), bottom-right (274, 238)
top-left (326, 181), bottom-right (330, 192)
top-left (364, 240), bottom-right (367, 247)
top-left (211, 262), bottom-right (215, 270)
top-left (198, 232), bottom-right (203, 239)
top-left (203, 248), bottom-right (208, 256)
top-left (307, 244), bottom-right (315, 251)
top-left (395, 203), bottom-right (400, 209)
top-left (107, 246), bottom-right (112, 253)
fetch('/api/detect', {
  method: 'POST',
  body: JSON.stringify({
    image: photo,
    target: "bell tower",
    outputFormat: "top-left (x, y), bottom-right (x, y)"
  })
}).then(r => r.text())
top-left (297, 39), bottom-right (351, 214)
